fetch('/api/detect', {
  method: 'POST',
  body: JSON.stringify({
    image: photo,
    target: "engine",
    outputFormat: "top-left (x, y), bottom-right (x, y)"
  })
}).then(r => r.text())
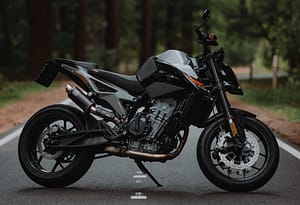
top-left (127, 98), bottom-right (178, 153)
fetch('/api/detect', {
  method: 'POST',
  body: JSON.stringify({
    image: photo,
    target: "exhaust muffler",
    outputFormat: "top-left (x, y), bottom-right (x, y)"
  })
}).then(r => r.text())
top-left (66, 84), bottom-right (119, 124)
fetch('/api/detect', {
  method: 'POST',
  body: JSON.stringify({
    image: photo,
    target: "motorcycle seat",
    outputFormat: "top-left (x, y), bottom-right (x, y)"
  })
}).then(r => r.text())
top-left (88, 69), bottom-right (144, 96)
top-left (55, 58), bottom-right (99, 70)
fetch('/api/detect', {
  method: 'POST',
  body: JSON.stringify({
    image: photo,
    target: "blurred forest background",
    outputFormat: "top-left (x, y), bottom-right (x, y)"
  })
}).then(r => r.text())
top-left (0, 1), bottom-right (299, 162)
top-left (0, 0), bottom-right (299, 82)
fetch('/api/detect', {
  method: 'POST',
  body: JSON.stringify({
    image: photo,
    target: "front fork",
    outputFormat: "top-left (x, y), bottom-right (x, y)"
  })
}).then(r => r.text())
top-left (207, 54), bottom-right (245, 141)
top-left (215, 96), bottom-right (246, 142)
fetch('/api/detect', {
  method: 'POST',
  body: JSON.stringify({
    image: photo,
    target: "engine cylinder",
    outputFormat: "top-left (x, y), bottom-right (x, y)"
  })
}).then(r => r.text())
top-left (128, 113), bottom-right (150, 136)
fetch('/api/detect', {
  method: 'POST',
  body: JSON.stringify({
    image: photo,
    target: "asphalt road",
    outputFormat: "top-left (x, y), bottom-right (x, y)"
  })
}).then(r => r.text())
top-left (1, 126), bottom-right (300, 205)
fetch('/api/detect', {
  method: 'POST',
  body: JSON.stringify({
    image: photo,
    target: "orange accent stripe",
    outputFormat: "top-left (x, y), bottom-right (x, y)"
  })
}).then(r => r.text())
top-left (188, 76), bottom-right (205, 88)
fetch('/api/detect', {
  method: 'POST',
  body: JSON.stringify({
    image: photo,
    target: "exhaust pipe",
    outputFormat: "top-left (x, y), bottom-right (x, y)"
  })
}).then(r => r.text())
top-left (104, 146), bottom-right (175, 161)
top-left (103, 141), bottom-right (185, 161)
top-left (103, 127), bottom-right (189, 161)
top-left (66, 84), bottom-right (94, 112)
top-left (66, 84), bottom-right (120, 124)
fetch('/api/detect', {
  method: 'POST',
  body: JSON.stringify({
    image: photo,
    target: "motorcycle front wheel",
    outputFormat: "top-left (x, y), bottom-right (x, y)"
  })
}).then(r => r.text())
top-left (18, 104), bottom-right (94, 188)
top-left (197, 116), bottom-right (279, 192)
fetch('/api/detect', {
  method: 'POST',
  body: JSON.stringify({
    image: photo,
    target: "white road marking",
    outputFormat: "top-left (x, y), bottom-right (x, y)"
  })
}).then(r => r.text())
top-left (136, 170), bottom-right (143, 174)
top-left (131, 171), bottom-right (148, 199)
top-left (0, 126), bottom-right (23, 147)
top-left (277, 138), bottom-right (300, 160)
top-left (133, 175), bottom-right (147, 179)
top-left (130, 192), bottom-right (147, 200)
top-left (130, 195), bottom-right (147, 200)
top-left (135, 179), bottom-right (142, 184)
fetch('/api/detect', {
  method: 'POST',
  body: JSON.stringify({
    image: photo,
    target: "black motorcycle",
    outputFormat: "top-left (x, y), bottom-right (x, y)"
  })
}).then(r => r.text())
top-left (18, 9), bottom-right (279, 192)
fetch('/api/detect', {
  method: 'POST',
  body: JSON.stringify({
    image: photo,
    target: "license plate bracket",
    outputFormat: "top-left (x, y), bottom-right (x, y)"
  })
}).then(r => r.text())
top-left (35, 61), bottom-right (60, 87)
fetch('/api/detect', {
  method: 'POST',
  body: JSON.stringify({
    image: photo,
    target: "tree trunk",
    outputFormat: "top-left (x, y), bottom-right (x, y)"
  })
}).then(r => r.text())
top-left (57, 4), bottom-right (67, 58)
top-left (249, 64), bottom-right (253, 82)
top-left (287, 48), bottom-right (300, 73)
top-left (0, 0), bottom-right (12, 66)
top-left (151, 17), bottom-right (157, 55)
top-left (74, 0), bottom-right (87, 60)
top-left (28, 0), bottom-right (53, 78)
top-left (139, 0), bottom-right (153, 66)
top-left (181, 1), bottom-right (193, 55)
top-left (165, 1), bottom-right (175, 49)
top-left (272, 54), bottom-right (278, 89)
top-left (105, 0), bottom-right (120, 66)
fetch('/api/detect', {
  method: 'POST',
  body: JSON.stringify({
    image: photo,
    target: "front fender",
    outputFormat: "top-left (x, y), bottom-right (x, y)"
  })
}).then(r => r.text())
top-left (202, 107), bottom-right (256, 128)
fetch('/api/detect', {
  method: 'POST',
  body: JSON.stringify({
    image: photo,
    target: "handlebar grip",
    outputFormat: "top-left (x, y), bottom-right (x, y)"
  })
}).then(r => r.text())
top-left (208, 34), bottom-right (217, 41)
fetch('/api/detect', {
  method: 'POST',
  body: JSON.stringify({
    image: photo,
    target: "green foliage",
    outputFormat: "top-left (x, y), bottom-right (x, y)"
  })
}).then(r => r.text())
top-left (287, 69), bottom-right (300, 89)
top-left (199, 0), bottom-right (258, 66)
top-left (119, 0), bottom-right (139, 69)
top-left (0, 0), bottom-right (29, 69)
top-left (221, 37), bottom-right (257, 66)
top-left (236, 80), bottom-right (300, 122)
top-left (229, 0), bottom-right (300, 75)
top-left (52, 0), bottom-right (78, 59)
top-left (0, 80), bottom-right (60, 108)
top-left (255, 40), bottom-right (273, 69)
top-left (85, 0), bottom-right (106, 64)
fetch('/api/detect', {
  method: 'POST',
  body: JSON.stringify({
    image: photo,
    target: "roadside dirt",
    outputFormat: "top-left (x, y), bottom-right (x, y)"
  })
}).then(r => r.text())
top-left (1, 82), bottom-right (299, 147)
top-left (230, 97), bottom-right (300, 147)
top-left (0, 82), bottom-right (67, 135)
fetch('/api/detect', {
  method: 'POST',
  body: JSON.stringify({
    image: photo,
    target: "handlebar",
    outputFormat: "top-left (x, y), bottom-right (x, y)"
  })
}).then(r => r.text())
top-left (193, 26), bottom-right (207, 41)
top-left (194, 26), bottom-right (218, 46)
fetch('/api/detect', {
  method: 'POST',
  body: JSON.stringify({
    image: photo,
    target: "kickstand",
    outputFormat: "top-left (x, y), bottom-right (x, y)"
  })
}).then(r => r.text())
top-left (135, 160), bottom-right (163, 187)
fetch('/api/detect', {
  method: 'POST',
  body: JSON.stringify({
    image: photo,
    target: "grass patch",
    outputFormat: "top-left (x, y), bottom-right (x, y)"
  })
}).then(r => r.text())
top-left (0, 80), bottom-right (60, 108)
top-left (235, 79), bottom-right (300, 122)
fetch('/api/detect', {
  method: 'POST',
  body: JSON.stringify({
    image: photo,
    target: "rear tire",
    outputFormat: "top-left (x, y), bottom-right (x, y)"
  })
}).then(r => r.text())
top-left (18, 104), bottom-right (94, 188)
top-left (197, 116), bottom-right (279, 192)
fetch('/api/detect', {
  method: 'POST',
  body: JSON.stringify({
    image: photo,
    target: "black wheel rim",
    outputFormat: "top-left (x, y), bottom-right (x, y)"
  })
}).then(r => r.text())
top-left (209, 122), bottom-right (269, 181)
top-left (28, 116), bottom-right (79, 174)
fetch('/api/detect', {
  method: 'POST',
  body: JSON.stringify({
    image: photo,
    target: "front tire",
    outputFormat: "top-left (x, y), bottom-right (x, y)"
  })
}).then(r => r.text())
top-left (197, 116), bottom-right (279, 192)
top-left (18, 104), bottom-right (94, 188)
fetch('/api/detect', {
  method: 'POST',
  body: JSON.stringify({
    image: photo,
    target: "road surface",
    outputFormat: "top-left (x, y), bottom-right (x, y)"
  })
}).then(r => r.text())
top-left (0, 125), bottom-right (300, 205)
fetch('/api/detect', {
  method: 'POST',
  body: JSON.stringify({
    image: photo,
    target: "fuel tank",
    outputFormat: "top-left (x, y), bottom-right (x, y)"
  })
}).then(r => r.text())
top-left (136, 50), bottom-right (199, 98)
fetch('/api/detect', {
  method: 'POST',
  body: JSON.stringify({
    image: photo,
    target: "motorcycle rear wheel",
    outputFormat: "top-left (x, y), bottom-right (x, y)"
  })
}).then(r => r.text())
top-left (18, 104), bottom-right (94, 188)
top-left (197, 116), bottom-right (279, 192)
